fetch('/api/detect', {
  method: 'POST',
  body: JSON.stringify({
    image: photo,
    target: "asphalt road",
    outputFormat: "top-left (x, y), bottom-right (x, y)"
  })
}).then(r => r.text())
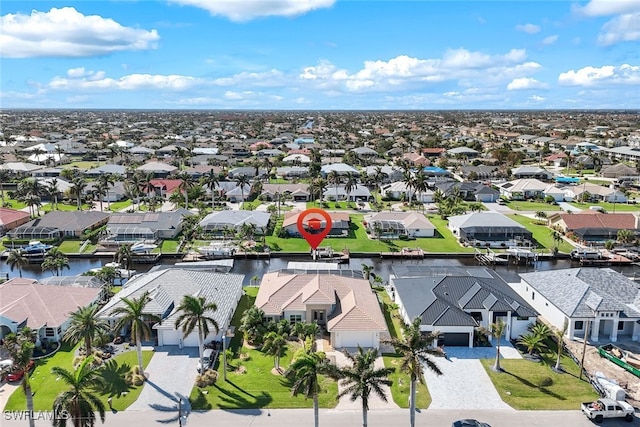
top-left (2, 408), bottom-right (640, 427)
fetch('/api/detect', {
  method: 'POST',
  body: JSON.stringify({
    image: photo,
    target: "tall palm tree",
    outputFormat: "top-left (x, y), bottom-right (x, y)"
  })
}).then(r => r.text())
top-left (43, 247), bottom-right (70, 276)
top-left (327, 170), bottom-right (341, 203)
top-left (334, 346), bottom-right (394, 427)
top-left (64, 304), bottom-right (110, 356)
top-left (200, 169), bottom-right (220, 210)
top-left (361, 264), bottom-right (374, 282)
top-left (343, 172), bottom-right (358, 204)
top-left (7, 248), bottom-right (27, 278)
top-left (70, 177), bottom-right (87, 211)
top-left (382, 318), bottom-right (441, 427)
top-left (554, 319), bottom-right (569, 372)
top-left (174, 295), bottom-right (219, 374)
top-left (3, 330), bottom-right (36, 427)
top-left (402, 170), bottom-right (415, 204)
top-left (51, 356), bottom-right (106, 427)
top-left (46, 178), bottom-right (61, 211)
top-left (115, 244), bottom-right (133, 271)
top-left (235, 174), bottom-right (250, 207)
top-left (262, 331), bottom-right (288, 371)
top-left (490, 319), bottom-right (507, 372)
top-left (111, 291), bottom-right (160, 377)
top-left (0, 169), bottom-right (11, 203)
top-left (96, 174), bottom-right (115, 211)
top-left (176, 171), bottom-right (194, 209)
top-left (285, 351), bottom-right (333, 427)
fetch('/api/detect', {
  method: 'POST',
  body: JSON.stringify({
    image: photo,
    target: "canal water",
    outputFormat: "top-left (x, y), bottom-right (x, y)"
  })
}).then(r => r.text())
top-left (4, 255), bottom-right (640, 285)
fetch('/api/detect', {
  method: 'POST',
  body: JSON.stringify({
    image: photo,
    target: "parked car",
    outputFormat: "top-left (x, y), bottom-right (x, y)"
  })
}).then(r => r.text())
top-left (582, 398), bottom-right (634, 423)
top-left (6, 360), bottom-right (35, 382)
top-left (196, 348), bottom-right (215, 373)
top-left (452, 420), bottom-right (491, 427)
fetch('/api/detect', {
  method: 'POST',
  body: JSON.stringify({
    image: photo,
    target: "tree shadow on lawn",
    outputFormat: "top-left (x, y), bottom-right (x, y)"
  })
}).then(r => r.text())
top-left (97, 359), bottom-right (134, 398)
top-left (212, 381), bottom-right (272, 410)
top-left (502, 370), bottom-right (566, 401)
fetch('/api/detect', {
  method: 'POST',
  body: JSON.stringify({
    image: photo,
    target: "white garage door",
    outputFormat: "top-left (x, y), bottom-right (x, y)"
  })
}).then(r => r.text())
top-left (336, 331), bottom-right (375, 348)
top-left (159, 330), bottom-right (199, 347)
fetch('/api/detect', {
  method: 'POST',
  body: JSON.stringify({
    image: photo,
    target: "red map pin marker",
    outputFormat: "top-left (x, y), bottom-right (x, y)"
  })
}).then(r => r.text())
top-left (296, 208), bottom-right (333, 250)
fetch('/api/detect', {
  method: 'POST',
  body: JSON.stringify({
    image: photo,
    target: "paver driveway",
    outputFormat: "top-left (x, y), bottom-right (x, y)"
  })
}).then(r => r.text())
top-left (128, 346), bottom-right (199, 412)
top-left (424, 340), bottom-right (521, 410)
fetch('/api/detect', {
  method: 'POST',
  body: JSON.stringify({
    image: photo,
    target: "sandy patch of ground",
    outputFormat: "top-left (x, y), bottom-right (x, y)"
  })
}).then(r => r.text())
top-left (564, 338), bottom-right (640, 407)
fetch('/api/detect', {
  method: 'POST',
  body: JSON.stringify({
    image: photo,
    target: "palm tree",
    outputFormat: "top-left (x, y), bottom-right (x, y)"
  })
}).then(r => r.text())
top-left (382, 318), bottom-right (441, 427)
top-left (490, 319), bottom-right (506, 372)
top-left (334, 346), bottom-right (394, 427)
top-left (174, 295), bottom-right (219, 374)
top-left (46, 178), bottom-right (61, 210)
top-left (111, 291), bottom-right (161, 378)
top-left (176, 171), bottom-right (193, 209)
top-left (517, 332), bottom-right (547, 355)
top-left (550, 230), bottom-right (563, 254)
top-left (7, 248), bottom-right (27, 278)
top-left (535, 211), bottom-right (547, 224)
top-left (115, 244), bottom-right (134, 271)
top-left (70, 177), bottom-right (87, 211)
top-left (234, 174), bottom-right (250, 207)
top-left (554, 319), bottom-right (569, 372)
top-left (343, 172), bottom-right (358, 204)
top-left (64, 304), bottom-right (110, 356)
top-left (327, 170), bottom-right (341, 203)
top-left (285, 351), bottom-right (332, 427)
top-left (3, 330), bottom-right (36, 427)
top-left (239, 306), bottom-right (266, 345)
top-left (0, 169), bottom-right (11, 203)
top-left (51, 356), bottom-right (106, 427)
top-left (96, 174), bottom-right (115, 211)
top-left (262, 331), bottom-right (288, 372)
top-left (617, 229), bottom-right (634, 245)
top-left (402, 170), bottom-right (415, 205)
top-left (201, 169), bottom-right (220, 210)
top-left (361, 264), bottom-right (374, 282)
top-left (43, 247), bottom-right (70, 276)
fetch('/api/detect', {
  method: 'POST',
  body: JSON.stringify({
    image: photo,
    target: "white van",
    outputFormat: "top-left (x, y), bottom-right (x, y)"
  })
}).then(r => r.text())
top-left (197, 348), bottom-right (214, 373)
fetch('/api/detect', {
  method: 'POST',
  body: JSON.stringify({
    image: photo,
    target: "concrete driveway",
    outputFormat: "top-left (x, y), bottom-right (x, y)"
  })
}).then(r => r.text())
top-left (330, 350), bottom-right (398, 410)
top-left (423, 340), bottom-right (521, 410)
top-left (127, 346), bottom-right (199, 413)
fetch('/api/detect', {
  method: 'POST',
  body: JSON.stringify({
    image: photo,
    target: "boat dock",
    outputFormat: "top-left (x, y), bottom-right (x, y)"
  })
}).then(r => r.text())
top-left (474, 248), bottom-right (508, 266)
top-left (380, 248), bottom-right (425, 259)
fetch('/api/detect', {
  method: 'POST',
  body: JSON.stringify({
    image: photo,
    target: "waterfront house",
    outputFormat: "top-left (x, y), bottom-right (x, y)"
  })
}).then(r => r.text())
top-left (199, 211), bottom-right (271, 236)
top-left (255, 271), bottom-right (388, 349)
top-left (390, 266), bottom-right (537, 347)
top-left (101, 210), bottom-right (192, 244)
top-left (8, 211), bottom-right (110, 240)
top-left (448, 212), bottom-right (532, 247)
top-left (364, 211), bottom-right (435, 238)
top-left (260, 184), bottom-right (311, 202)
top-left (97, 269), bottom-right (244, 347)
top-left (515, 268), bottom-right (640, 342)
top-left (282, 210), bottom-right (351, 237)
top-left (548, 211), bottom-right (637, 243)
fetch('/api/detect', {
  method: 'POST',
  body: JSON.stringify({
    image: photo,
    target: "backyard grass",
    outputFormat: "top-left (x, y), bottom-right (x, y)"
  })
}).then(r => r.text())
top-left (241, 200), bottom-right (262, 210)
top-left (383, 355), bottom-right (431, 409)
top-left (481, 351), bottom-right (597, 410)
top-left (505, 201), bottom-right (562, 212)
top-left (189, 290), bottom-right (339, 409)
top-left (374, 287), bottom-right (403, 340)
top-left (507, 214), bottom-right (574, 253)
top-left (42, 203), bottom-right (91, 212)
top-left (266, 214), bottom-right (474, 253)
top-left (65, 161), bottom-right (101, 169)
top-left (1, 197), bottom-right (27, 210)
top-left (107, 199), bottom-right (133, 212)
top-left (58, 240), bottom-right (97, 254)
top-left (5, 343), bottom-right (153, 411)
top-left (158, 239), bottom-right (181, 253)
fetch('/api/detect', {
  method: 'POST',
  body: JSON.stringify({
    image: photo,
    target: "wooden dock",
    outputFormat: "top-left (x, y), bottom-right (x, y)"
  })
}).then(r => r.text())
top-left (474, 248), bottom-right (508, 266)
top-left (380, 248), bottom-right (425, 259)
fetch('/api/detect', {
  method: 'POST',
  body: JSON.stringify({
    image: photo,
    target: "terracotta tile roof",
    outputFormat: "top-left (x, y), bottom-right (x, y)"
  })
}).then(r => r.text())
top-left (560, 212), bottom-right (637, 230)
top-left (0, 278), bottom-right (101, 329)
top-left (0, 208), bottom-right (30, 226)
top-left (150, 179), bottom-right (182, 193)
top-left (255, 272), bottom-right (387, 333)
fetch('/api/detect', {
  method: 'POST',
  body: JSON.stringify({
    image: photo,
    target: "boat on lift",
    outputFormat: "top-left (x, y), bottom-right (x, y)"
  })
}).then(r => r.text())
top-left (22, 241), bottom-right (53, 255)
top-left (130, 241), bottom-right (157, 253)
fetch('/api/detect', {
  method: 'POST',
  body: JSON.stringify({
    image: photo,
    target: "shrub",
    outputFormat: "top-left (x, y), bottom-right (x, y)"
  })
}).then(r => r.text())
top-left (538, 376), bottom-right (553, 387)
top-left (195, 369), bottom-right (218, 387)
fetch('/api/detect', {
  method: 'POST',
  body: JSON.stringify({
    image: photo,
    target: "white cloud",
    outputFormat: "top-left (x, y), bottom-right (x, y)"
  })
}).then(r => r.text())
top-left (542, 35), bottom-right (559, 45)
top-left (212, 69), bottom-right (286, 87)
top-left (598, 13), bottom-right (640, 45)
top-left (529, 95), bottom-right (545, 102)
top-left (507, 77), bottom-right (547, 90)
top-left (0, 7), bottom-right (159, 58)
top-left (49, 73), bottom-right (202, 91)
top-left (574, 0), bottom-right (640, 17)
top-left (516, 23), bottom-right (541, 34)
top-left (558, 64), bottom-right (640, 86)
top-left (169, 0), bottom-right (335, 22)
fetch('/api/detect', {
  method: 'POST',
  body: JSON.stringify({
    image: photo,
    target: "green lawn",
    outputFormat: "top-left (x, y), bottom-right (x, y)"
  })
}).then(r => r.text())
top-left (41, 203), bottom-right (91, 212)
top-left (505, 201), bottom-right (561, 212)
top-left (189, 290), bottom-right (339, 409)
top-left (241, 200), bottom-right (262, 210)
top-left (0, 197), bottom-right (27, 210)
top-left (58, 240), bottom-right (97, 254)
top-left (266, 214), bottom-right (473, 253)
top-left (158, 239), bottom-right (181, 253)
top-left (305, 201), bottom-right (361, 211)
top-left (383, 355), bottom-right (431, 409)
top-left (568, 201), bottom-right (640, 212)
top-left (481, 352), bottom-right (597, 410)
top-left (65, 161), bottom-right (101, 169)
top-left (107, 199), bottom-right (133, 212)
top-left (507, 214), bottom-right (574, 253)
top-left (374, 288), bottom-right (403, 340)
top-left (5, 344), bottom-right (153, 411)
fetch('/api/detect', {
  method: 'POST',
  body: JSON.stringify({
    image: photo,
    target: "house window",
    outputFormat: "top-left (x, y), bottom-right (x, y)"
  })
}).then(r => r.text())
top-left (618, 321), bottom-right (624, 331)
top-left (575, 321), bottom-right (584, 330)
top-left (289, 315), bottom-right (302, 324)
top-left (517, 316), bottom-right (529, 321)
top-left (531, 292), bottom-right (535, 300)
top-left (45, 328), bottom-right (55, 337)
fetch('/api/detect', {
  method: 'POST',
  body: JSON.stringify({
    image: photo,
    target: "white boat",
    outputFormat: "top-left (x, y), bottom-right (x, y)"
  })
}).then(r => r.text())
top-left (196, 242), bottom-right (237, 257)
top-left (130, 241), bottom-right (157, 253)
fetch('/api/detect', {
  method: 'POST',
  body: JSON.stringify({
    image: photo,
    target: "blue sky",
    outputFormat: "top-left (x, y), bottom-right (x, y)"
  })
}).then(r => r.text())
top-left (1, 0), bottom-right (638, 109)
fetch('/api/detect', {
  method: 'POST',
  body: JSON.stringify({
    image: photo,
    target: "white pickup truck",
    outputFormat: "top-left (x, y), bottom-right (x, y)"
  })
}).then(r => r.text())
top-left (581, 398), bottom-right (635, 423)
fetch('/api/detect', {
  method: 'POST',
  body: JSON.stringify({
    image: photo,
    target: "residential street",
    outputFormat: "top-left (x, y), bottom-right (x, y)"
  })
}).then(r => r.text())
top-left (2, 408), bottom-right (639, 427)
